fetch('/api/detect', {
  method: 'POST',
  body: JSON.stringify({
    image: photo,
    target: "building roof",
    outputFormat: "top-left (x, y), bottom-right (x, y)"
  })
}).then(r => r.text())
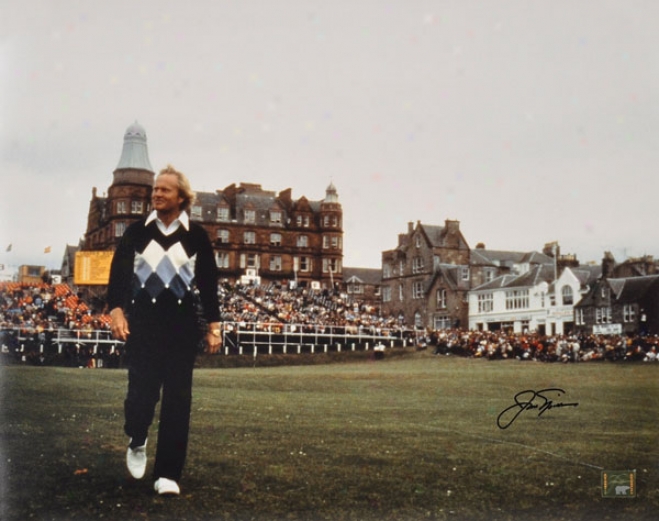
top-left (420, 224), bottom-right (447, 247)
top-left (471, 248), bottom-right (553, 267)
top-left (571, 265), bottom-right (602, 286)
top-left (115, 121), bottom-right (154, 173)
top-left (472, 264), bottom-right (554, 292)
top-left (343, 267), bottom-right (381, 285)
top-left (608, 275), bottom-right (659, 303)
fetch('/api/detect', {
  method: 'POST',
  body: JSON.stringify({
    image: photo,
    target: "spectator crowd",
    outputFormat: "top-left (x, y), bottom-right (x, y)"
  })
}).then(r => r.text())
top-left (2, 281), bottom-right (658, 366)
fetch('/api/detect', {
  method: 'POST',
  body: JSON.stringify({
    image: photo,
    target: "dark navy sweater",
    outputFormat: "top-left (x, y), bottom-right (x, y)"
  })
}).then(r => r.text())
top-left (107, 214), bottom-right (221, 333)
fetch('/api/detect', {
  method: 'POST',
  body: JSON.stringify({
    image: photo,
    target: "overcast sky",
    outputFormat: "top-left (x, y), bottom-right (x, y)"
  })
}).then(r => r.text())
top-left (2, 0), bottom-right (658, 272)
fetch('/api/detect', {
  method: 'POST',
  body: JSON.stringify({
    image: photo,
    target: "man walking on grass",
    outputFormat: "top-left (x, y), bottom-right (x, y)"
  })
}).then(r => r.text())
top-left (108, 165), bottom-right (222, 496)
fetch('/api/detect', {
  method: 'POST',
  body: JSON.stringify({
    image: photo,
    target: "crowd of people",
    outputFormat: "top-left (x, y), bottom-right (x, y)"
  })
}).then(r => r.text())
top-left (2, 281), bottom-right (658, 365)
top-left (424, 329), bottom-right (659, 363)
top-left (220, 281), bottom-right (401, 332)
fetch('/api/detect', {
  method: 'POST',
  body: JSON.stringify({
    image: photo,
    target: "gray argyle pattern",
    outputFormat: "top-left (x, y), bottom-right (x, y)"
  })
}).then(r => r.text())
top-left (133, 240), bottom-right (197, 301)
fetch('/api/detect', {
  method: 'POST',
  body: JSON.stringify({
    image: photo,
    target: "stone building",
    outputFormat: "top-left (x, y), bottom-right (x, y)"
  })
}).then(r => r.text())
top-left (342, 267), bottom-right (381, 309)
top-left (573, 252), bottom-right (659, 335)
top-left (82, 122), bottom-right (343, 288)
top-left (380, 220), bottom-right (470, 329)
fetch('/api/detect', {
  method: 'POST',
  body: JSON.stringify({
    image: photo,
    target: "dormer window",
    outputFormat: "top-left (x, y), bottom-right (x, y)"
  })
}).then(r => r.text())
top-left (244, 209), bottom-right (256, 223)
top-left (191, 205), bottom-right (202, 221)
top-left (216, 207), bottom-right (230, 222)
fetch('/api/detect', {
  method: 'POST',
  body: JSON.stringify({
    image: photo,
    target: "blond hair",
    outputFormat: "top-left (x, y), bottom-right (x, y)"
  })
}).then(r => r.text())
top-left (157, 165), bottom-right (195, 211)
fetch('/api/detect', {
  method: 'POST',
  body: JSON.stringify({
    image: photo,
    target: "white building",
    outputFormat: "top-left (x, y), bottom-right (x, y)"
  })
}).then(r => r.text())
top-left (469, 265), bottom-right (591, 335)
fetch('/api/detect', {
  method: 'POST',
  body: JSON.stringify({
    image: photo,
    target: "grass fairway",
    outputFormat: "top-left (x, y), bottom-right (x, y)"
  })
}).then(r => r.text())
top-left (1, 352), bottom-right (658, 521)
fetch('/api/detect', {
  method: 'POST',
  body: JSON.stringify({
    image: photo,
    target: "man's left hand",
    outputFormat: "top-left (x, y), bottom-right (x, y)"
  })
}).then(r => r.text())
top-left (205, 322), bottom-right (222, 354)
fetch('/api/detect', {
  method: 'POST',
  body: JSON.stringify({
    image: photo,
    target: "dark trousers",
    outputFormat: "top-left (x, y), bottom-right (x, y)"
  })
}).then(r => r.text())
top-left (124, 326), bottom-right (197, 482)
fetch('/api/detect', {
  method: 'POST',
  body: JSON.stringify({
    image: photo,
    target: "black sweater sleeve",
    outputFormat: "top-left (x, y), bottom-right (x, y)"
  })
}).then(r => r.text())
top-left (106, 223), bottom-right (138, 312)
top-left (191, 224), bottom-right (221, 324)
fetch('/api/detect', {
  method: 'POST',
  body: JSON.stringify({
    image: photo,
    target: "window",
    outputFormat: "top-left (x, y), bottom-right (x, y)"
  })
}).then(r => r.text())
top-left (383, 263), bottom-right (392, 278)
top-left (485, 269), bottom-right (495, 283)
top-left (131, 200), bottom-right (144, 214)
top-left (323, 258), bottom-right (340, 274)
top-left (561, 286), bottom-right (574, 306)
top-left (399, 260), bottom-right (404, 276)
top-left (434, 315), bottom-right (451, 330)
top-left (299, 256), bottom-right (310, 272)
top-left (413, 281), bottom-right (424, 299)
top-left (575, 308), bottom-right (584, 325)
top-left (244, 209), bottom-right (256, 223)
top-left (239, 253), bottom-right (259, 269)
top-left (216, 207), bottom-right (230, 222)
top-left (323, 236), bottom-right (329, 249)
top-left (269, 255), bottom-right (282, 271)
top-left (414, 312), bottom-right (423, 329)
top-left (348, 283), bottom-right (363, 294)
top-left (478, 293), bottom-right (493, 313)
top-left (596, 307), bottom-right (612, 324)
top-left (461, 267), bottom-right (470, 281)
top-left (244, 231), bottom-right (256, 244)
top-left (114, 222), bottom-right (125, 237)
top-left (505, 289), bottom-right (529, 310)
top-left (412, 256), bottom-right (424, 274)
top-left (399, 285), bottom-right (403, 301)
top-left (191, 205), bottom-right (202, 221)
top-left (116, 201), bottom-right (127, 214)
top-left (623, 304), bottom-right (636, 322)
top-left (297, 235), bottom-right (308, 248)
top-left (382, 286), bottom-right (392, 302)
top-left (437, 289), bottom-right (447, 309)
top-left (270, 210), bottom-right (282, 224)
top-left (270, 233), bottom-right (282, 246)
top-left (331, 236), bottom-right (340, 249)
top-left (246, 254), bottom-right (258, 268)
top-left (217, 229), bottom-right (229, 243)
top-left (415, 235), bottom-right (422, 248)
top-left (216, 252), bottom-right (230, 269)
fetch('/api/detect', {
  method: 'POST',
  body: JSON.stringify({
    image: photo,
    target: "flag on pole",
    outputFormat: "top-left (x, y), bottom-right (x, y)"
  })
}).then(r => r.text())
top-left (44, 246), bottom-right (51, 254)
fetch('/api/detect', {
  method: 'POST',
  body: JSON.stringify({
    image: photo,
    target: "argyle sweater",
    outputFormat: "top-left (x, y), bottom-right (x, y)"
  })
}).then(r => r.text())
top-left (107, 214), bottom-right (221, 334)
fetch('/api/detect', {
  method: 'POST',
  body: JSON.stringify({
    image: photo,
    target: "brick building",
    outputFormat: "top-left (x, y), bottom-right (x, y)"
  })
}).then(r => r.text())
top-left (191, 181), bottom-right (343, 287)
top-left (82, 122), bottom-right (343, 288)
top-left (84, 121), bottom-right (155, 252)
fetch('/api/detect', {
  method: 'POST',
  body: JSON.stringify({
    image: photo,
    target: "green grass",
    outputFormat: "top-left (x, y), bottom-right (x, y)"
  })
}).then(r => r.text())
top-left (1, 353), bottom-right (658, 520)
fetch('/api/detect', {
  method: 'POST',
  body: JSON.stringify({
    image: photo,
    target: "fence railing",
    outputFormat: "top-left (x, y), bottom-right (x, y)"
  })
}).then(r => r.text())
top-left (1, 322), bottom-right (420, 359)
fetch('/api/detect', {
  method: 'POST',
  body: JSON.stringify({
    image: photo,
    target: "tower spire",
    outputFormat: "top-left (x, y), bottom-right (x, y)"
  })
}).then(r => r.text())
top-left (115, 121), bottom-right (154, 173)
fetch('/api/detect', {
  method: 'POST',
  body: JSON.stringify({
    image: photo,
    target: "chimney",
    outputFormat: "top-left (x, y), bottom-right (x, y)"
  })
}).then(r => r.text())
top-left (445, 219), bottom-right (460, 234)
top-left (602, 251), bottom-right (616, 278)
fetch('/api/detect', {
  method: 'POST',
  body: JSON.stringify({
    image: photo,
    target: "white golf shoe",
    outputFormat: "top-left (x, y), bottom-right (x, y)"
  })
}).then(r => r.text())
top-left (126, 438), bottom-right (147, 479)
top-left (154, 477), bottom-right (180, 496)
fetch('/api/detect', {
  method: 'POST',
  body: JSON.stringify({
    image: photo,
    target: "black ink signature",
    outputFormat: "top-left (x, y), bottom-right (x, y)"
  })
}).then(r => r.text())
top-left (497, 388), bottom-right (579, 430)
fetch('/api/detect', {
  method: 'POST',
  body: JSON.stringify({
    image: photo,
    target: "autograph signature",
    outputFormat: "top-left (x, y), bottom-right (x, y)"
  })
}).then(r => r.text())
top-left (496, 388), bottom-right (579, 430)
